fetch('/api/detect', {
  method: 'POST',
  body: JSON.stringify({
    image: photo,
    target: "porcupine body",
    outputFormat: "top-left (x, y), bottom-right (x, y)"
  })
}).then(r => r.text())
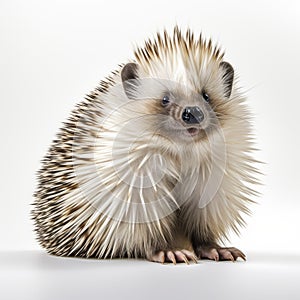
top-left (32, 27), bottom-right (260, 263)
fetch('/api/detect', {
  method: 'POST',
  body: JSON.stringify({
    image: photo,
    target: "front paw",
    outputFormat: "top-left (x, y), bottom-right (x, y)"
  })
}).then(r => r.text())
top-left (148, 249), bottom-right (198, 265)
top-left (198, 246), bottom-right (246, 262)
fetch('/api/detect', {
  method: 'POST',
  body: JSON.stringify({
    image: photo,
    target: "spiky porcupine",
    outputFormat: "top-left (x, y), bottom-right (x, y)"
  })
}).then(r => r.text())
top-left (32, 27), bottom-right (260, 264)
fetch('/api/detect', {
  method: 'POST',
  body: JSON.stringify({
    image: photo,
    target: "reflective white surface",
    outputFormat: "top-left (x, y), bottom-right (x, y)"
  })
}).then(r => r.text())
top-left (1, 251), bottom-right (300, 300)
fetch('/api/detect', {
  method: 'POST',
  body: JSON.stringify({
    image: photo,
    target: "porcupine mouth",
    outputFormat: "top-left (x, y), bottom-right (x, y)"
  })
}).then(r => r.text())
top-left (167, 126), bottom-right (202, 140)
top-left (185, 127), bottom-right (200, 136)
top-left (172, 127), bottom-right (200, 138)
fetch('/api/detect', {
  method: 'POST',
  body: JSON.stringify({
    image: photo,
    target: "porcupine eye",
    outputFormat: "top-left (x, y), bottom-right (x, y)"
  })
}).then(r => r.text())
top-left (161, 95), bottom-right (170, 106)
top-left (202, 91), bottom-right (210, 103)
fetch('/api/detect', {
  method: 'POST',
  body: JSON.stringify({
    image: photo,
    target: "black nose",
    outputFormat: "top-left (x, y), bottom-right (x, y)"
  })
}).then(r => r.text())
top-left (182, 106), bottom-right (204, 124)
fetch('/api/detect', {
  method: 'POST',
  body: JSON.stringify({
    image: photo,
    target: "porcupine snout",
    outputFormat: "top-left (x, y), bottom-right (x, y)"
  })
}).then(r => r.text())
top-left (182, 106), bottom-right (204, 124)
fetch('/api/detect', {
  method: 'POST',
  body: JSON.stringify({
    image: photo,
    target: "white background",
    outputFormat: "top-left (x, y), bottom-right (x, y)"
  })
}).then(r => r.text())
top-left (1, 1), bottom-right (300, 299)
top-left (1, 0), bottom-right (300, 253)
top-left (1, 1), bottom-right (300, 297)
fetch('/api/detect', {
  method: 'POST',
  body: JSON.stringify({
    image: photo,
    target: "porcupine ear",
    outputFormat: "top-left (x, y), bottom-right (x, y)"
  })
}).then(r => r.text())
top-left (220, 61), bottom-right (234, 98)
top-left (121, 63), bottom-right (140, 99)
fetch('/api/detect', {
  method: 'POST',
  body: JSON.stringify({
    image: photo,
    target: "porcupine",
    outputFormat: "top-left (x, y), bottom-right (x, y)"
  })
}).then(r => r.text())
top-left (32, 27), bottom-right (260, 264)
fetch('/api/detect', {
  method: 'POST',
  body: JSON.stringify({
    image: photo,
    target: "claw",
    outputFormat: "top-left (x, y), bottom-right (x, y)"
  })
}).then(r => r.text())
top-left (167, 251), bottom-right (176, 265)
top-left (152, 251), bottom-right (165, 264)
top-left (175, 251), bottom-right (189, 265)
top-left (200, 247), bottom-right (219, 261)
top-left (219, 249), bottom-right (234, 261)
top-left (226, 247), bottom-right (246, 261)
top-left (181, 249), bottom-right (198, 264)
